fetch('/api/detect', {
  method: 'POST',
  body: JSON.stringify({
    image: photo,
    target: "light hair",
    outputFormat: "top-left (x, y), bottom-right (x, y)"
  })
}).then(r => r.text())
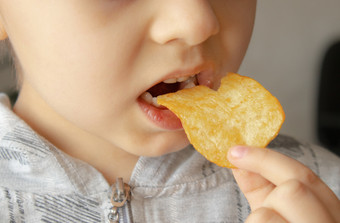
top-left (0, 39), bottom-right (9, 61)
top-left (0, 39), bottom-right (20, 90)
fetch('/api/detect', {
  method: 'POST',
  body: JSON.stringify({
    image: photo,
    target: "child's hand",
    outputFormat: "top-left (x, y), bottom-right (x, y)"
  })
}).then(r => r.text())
top-left (227, 146), bottom-right (340, 223)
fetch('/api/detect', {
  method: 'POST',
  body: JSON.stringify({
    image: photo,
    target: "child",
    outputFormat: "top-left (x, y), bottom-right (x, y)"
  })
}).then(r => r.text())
top-left (0, 0), bottom-right (339, 222)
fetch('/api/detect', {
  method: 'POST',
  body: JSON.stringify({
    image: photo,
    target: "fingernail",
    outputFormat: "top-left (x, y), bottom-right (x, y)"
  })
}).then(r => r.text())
top-left (229, 146), bottom-right (248, 159)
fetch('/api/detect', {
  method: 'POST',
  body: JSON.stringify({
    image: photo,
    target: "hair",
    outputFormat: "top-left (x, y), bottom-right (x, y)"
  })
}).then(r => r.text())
top-left (0, 39), bottom-right (9, 62)
top-left (0, 39), bottom-right (20, 90)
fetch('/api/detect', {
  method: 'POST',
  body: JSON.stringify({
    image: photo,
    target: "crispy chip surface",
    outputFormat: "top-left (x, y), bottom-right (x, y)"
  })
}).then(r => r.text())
top-left (157, 73), bottom-right (285, 168)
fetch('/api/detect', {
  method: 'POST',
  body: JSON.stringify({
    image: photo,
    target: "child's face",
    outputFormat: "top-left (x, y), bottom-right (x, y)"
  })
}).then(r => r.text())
top-left (1, 0), bottom-right (256, 157)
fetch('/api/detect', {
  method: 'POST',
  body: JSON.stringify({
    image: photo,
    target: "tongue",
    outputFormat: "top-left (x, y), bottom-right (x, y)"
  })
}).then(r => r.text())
top-left (148, 82), bottom-right (180, 97)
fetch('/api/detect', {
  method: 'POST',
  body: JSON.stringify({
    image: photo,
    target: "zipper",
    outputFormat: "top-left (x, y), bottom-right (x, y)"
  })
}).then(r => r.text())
top-left (108, 178), bottom-right (132, 223)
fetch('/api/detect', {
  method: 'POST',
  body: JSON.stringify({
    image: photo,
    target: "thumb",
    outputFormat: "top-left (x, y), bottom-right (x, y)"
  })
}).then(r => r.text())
top-left (229, 147), bottom-right (275, 210)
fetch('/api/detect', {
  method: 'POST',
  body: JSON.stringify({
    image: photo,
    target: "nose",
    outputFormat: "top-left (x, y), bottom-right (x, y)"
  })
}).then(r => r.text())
top-left (149, 0), bottom-right (220, 46)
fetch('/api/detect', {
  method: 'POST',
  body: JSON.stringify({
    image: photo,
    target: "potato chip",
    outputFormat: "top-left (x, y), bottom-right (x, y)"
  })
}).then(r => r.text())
top-left (157, 73), bottom-right (285, 168)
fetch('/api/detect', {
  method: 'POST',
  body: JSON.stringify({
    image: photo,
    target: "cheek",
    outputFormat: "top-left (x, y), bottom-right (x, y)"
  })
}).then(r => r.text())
top-left (23, 35), bottom-right (139, 128)
top-left (221, 19), bottom-right (255, 72)
top-left (212, 0), bottom-right (256, 67)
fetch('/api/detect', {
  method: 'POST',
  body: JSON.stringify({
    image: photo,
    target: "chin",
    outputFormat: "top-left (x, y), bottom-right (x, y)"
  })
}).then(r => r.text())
top-left (137, 131), bottom-right (191, 157)
top-left (153, 140), bottom-right (191, 157)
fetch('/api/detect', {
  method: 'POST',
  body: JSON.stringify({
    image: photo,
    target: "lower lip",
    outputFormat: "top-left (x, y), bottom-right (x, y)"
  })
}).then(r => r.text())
top-left (137, 98), bottom-right (183, 130)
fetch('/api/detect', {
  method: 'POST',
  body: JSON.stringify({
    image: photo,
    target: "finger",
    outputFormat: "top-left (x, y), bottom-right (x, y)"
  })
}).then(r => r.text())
top-left (245, 207), bottom-right (288, 223)
top-left (263, 179), bottom-right (336, 223)
top-left (228, 146), bottom-right (340, 221)
top-left (232, 169), bottom-right (275, 210)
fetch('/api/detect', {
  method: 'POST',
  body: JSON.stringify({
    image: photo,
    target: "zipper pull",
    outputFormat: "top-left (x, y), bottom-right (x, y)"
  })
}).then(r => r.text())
top-left (108, 178), bottom-right (131, 223)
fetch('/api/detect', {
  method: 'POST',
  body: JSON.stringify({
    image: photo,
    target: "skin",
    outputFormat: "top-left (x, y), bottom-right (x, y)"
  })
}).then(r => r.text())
top-left (0, 0), bottom-right (339, 222)
top-left (0, 0), bottom-right (255, 181)
top-left (228, 146), bottom-right (340, 223)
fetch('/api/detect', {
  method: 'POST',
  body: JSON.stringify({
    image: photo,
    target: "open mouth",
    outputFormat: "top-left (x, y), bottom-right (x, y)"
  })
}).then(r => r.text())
top-left (140, 74), bottom-right (198, 108)
top-left (137, 67), bottom-right (214, 129)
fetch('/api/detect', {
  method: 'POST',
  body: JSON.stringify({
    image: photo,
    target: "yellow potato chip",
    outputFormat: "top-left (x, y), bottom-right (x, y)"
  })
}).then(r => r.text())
top-left (157, 73), bottom-right (285, 168)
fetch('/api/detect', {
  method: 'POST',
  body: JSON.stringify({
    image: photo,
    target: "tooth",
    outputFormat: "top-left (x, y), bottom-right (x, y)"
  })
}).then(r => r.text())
top-left (177, 76), bottom-right (190, 82)
top-left (163, 78), bottom-right (177, 84)
top-left (152, 97), bottom-right (161, 107)
top-left (141, 92), bottom-right (153, 104)
top-left (184, 77), bottom-right (195, 84)
top-left (183, 81), bottom-right (196, 89)
top-left (179, 77), bottom-right (197, 90)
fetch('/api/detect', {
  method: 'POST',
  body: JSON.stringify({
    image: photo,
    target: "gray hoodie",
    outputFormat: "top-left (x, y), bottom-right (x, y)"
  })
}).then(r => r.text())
top-left (0, 93), bottom-right (339, 223)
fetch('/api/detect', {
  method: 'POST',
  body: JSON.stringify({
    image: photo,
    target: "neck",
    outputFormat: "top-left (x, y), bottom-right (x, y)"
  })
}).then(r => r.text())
top-left (14, 83), bottom-right (138, 185)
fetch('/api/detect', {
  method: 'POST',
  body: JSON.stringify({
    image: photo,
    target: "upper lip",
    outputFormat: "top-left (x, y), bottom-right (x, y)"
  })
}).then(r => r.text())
top-left (162, 63), bottom-right (211, 81)
top-left (150, 62), bottom-right (215, 89)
